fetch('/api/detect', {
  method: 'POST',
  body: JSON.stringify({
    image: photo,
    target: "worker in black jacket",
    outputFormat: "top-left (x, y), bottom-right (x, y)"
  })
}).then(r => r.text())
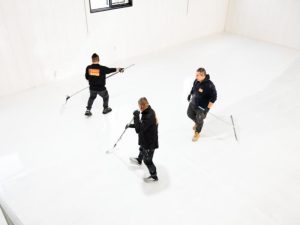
top-left (187, 68), bottom-right (217, 141)
top-left (85, 53), bottom-right (124, 116)
top-left (126, 97), bottom-right (159, 183)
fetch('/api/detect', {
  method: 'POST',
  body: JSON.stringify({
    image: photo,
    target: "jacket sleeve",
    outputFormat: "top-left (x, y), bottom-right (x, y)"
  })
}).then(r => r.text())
top-left (85, 67), bottom-right (89, 80)
top-left (190, 79), bottom-right (197, 94)
top-left (103, 66), bottom-right (117, 74)
top-left (133, 112), bottom-right (155, 134)
top-left (207, 83), bottom-right (217, 103)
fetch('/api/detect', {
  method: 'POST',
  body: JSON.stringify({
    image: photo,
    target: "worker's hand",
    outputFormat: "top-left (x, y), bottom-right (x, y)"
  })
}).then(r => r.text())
top-left (133, 110), bottom-right (140, 117)
top-left (118, 68), bottom-right (125, 73)
top-left (204, 107), bottom-right (210, 114)
top-left (125, 124), bottom-right (134, 129)
top-left (187, 94), bottom-right (191, 102)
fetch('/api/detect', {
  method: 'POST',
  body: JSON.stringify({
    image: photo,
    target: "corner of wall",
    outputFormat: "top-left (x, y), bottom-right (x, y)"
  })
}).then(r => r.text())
top-left (224, 0), bottom-right (232, 32)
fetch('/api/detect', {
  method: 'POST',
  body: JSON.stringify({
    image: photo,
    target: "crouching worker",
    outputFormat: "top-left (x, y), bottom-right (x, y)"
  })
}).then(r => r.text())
top-left (85, 53), bottom-right (124, 116)
top-left (126, 97), bottom-right (159, 183)
top-left (187, 68), bottom-right (217, 142)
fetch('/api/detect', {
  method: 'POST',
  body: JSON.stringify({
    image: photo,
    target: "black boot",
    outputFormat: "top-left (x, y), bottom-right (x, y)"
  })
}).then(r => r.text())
top-left (85, 110), bottom-right (92, 116)
top-left (129, 157), bottom-right (142, 165)
top-left (103, 107), bottom-right (112, 114)
top-left (143, 175), bottom-right (158, 183)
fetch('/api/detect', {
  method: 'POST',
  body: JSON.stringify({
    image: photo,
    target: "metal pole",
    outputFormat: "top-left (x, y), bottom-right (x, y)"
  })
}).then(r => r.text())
top-left (230, 115), bottom-right (238, 141)
top-left (206, 111), bottom-right (239, 142)
top-left (208, 111), bottom-right (232, 126)
top-left (186, 0), bottom-right (190, 15)
top-left (1, 204), bottom-right (14, 225)
top-left (0, 197), bottom-right (24, 225)
top-left (65, 64), bottom-right (135, 103)
top-left (84, 0), bottom-right (89, 34)
top-left (106, 117), bottom-right (134, 154)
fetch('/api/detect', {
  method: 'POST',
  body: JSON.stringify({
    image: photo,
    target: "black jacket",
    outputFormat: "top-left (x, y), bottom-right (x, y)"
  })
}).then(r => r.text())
top-left (85, 64), bottom-right (117, 91)
top-left (190, 75), bottom-right (217, 109)
top-left (131, 106), bottom-right (159, 150)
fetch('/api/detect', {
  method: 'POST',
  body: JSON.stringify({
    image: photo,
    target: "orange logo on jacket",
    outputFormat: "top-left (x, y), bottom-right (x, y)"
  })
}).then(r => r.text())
top-left (89, 69), bottom-right (100, 76)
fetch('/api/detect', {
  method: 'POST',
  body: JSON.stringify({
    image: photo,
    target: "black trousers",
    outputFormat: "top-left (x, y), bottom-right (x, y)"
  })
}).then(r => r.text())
top-left (137, 147), bottom-right (157, 177)
top-left (86, 90), bottom-right (109, 110)
top-left (187, 102), bottom-right (207, 133)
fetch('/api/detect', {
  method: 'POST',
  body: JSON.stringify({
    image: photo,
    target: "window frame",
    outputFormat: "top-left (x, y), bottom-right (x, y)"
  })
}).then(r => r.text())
top-left (89, 0), bottom-right (133, 13)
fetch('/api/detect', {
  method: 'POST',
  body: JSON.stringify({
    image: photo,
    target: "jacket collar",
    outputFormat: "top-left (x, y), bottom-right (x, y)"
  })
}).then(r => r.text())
top-left (142, 105), bottom-right (151, 114)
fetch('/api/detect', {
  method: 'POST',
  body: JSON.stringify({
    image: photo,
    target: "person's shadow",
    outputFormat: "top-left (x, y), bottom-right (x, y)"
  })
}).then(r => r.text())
top-left (141, 165), bottom-right (170, 195)
top-left (127, 164), bottom-right (170, 196)
top-left (114, 153), bottom-right (170, 196)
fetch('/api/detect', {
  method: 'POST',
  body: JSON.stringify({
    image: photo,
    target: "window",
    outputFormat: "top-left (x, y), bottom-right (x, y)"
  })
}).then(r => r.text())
top-left (89, 0), bottom-right (132, 13)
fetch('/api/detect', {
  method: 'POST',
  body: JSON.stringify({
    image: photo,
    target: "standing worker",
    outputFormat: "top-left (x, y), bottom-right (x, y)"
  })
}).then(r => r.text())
top-left (126, 97), bottom-right (159, 183)
top-left (187, 68), bottom-right (217, 141)
top-left (85, 53), bottom-right (124, 116)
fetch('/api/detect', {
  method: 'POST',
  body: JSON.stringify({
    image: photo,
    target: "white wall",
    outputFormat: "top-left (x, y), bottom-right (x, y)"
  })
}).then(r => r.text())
top-left (225, 0), bottom-right (300, 50)
top-left (0, 0), bottom-right (228, 96)
top-left (0, 0), bottom-right (87, 96)
top-left (86, 0), bottom-right (229, 62)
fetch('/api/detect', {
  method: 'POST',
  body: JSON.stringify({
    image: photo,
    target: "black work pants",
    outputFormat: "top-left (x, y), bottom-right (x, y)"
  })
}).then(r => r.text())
top-left (86, 90), bottom-right (109, 110)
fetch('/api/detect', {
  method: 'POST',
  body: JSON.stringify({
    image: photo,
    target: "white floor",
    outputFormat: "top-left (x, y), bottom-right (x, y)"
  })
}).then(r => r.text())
top-left (0, 34), bottom-right (300, 225)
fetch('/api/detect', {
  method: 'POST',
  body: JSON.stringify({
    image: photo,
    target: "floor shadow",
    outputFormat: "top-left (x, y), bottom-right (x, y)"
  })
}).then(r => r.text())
top-left (111, 153), bottom-right (170, 195)
top-left (140, 165), bottom-right (170, 196)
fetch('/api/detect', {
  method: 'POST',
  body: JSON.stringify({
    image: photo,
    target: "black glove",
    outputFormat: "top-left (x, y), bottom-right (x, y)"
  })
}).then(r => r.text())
top-left (187, 94), bottom-right (191, 102)
top-left (133, 110), bottom-right (140, 117)
top-left (204, 107), bottom-right (210, 114)
top-left (126, 124), bottom-right (135, 129)
top-left (119, 68), bottom-right (125, 73)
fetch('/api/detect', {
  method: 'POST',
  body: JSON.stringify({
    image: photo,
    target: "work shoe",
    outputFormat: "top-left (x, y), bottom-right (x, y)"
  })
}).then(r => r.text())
top-left (192, 132), bottom-right (200, 142)
top-left (103, 107), bottom-right (112, 114)
top-left (143, 175), bottom-right (158, 183)
top-left (129, 157), bottom-right (142, 165)
top-left (85, 110), bottom-right (92, 116)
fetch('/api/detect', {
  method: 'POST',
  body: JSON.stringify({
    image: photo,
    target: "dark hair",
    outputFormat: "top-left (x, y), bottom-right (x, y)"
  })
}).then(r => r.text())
top-left (138, 97), bottom-right (149, 106)
top-left (197, 67), bottom-right (206, 75)
top-left (92, 53), bottom-right (99, 61)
